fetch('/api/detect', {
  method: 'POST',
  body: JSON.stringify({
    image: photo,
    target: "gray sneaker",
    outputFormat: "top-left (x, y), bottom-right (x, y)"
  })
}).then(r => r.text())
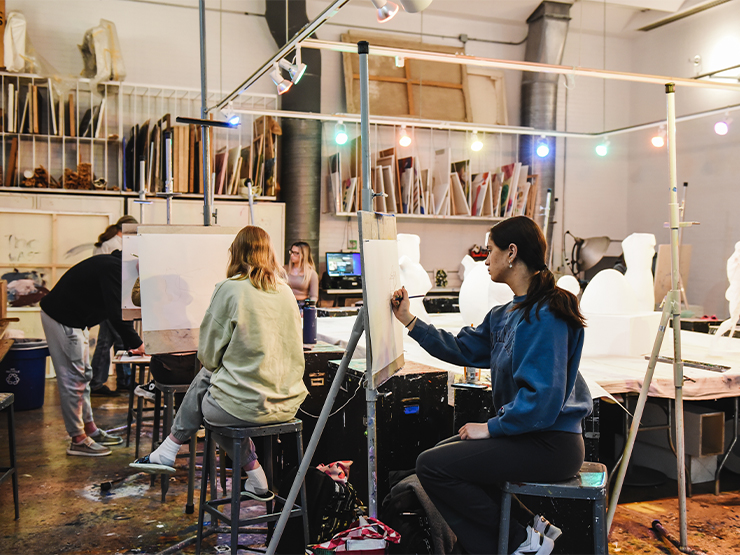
top-left (90, 429), bottom-right (123, 446)
top-left (67, 437), bottom-right (112, 457)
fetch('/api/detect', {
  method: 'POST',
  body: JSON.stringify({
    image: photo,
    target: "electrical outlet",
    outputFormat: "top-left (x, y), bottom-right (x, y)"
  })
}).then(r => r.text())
top-left (348, 239), bottom-right (357, 250)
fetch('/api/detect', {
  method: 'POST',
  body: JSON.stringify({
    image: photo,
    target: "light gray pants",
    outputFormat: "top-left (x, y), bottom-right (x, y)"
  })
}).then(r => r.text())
top-left (171, 368), bottom-right (258, 466)
top-left (40, 310), bottom-right (94, 438)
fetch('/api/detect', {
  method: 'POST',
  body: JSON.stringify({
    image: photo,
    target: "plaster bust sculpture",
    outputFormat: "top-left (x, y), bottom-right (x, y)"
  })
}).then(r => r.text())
top-left (396, 234), bottom-right (431, 323)
top-left (580, 269), bottom-right (639, 315)
top-left (557, 275), bottom-right (580, 297)
top-left (712, 241), bottom-right (740, 346)
top-left (459, 255), bottom-right (514, 327)
top-left (622, 233), bottom-right (656, 312)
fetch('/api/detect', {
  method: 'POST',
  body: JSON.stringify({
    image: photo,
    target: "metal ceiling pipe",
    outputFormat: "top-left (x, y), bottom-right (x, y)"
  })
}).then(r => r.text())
top-left (519, 1), bottom-right (571, 255)
top-left (265, 1), bottom-right (322, 265)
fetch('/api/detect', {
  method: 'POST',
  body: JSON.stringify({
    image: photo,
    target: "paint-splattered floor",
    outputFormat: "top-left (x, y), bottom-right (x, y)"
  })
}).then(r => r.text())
top-left (0, 378), bottom-right (739, 554)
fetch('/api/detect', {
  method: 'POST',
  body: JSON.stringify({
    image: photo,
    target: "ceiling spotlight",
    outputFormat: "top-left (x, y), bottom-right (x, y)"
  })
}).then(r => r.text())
top-left (651, 126), bottom-right (665, 148)
top-left (222, 102), bottom-right (241, 127)
top-left (269, 62), bottom-right (292, 95)
top-left (535, 136), bottom-right (550, 158)
top-left (371, 0), bottom-right (400, 23)
top-left (227, 114), bottom-right (240, 126)
top-left (278, 45), bottom-right (307, 84)
top-left (595, 139), bottom-right (610, 157)
top-left (399, 125), bottom-right (412, 147)
top-left (470, 131), bottom-right (483, 152)
top-left (335, 121), bottom-right (348, 145)
top-left (399, 0), bottom-right (434, 12)
top-left (715, 119), bottom-right (730, 136)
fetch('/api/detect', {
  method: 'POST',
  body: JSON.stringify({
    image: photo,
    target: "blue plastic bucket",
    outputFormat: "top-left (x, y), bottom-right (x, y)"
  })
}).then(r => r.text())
top-left (0, 339), bottom-right (49, 411)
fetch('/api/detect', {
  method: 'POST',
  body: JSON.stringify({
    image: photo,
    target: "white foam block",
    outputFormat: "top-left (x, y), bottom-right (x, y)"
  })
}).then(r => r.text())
top-left (582, 312), bottom-right (663, 357)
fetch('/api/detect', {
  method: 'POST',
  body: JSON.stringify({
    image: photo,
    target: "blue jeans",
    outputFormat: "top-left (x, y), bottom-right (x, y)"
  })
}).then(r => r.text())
top-left (90, 320), bottom-right (131, 390)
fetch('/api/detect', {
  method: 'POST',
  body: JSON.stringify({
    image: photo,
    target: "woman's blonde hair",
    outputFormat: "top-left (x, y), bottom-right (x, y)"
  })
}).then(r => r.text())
top-left (227, 226), bottom-right (286, 291)
top-left (287, 241), bottom-right (316, 286)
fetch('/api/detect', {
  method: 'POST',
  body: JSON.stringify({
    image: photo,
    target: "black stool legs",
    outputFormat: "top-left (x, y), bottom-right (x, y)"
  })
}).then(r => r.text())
top-left (0, 393), bottom-right (19, 520)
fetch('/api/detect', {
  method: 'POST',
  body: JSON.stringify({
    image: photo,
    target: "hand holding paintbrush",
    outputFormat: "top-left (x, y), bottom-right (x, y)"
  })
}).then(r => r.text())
top-left (390, 286), bottom-right (418, 330)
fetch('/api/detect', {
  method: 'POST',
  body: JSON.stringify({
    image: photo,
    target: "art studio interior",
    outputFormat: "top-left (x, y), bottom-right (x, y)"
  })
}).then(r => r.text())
top-left (1, 0), bottom-right (740, 554)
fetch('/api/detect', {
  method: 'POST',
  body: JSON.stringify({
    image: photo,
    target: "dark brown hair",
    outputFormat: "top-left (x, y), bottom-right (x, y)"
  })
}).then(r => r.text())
top-left (489, 216), bottom-right (585, 328)
top-left (95, 215), bottom-right (139, 247)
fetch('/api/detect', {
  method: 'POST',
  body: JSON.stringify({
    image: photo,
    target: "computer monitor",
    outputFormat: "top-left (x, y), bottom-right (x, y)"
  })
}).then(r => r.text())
top-left (326, 252), bottom-right (362, 278)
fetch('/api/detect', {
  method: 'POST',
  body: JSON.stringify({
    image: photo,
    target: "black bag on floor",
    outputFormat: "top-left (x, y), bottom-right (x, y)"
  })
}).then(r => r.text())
top-left (274, 466), bottom-right (362, 554)
top-left (380, 486), bottom-right (433, 555)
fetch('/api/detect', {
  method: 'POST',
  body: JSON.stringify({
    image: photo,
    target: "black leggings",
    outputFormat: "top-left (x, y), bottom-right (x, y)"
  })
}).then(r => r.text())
top-left (416, 431), bottom-right (584, 555)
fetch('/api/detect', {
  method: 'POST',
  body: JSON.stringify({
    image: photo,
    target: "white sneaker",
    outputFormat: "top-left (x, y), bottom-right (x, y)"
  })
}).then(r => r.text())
top-left (511, 526), bottom-right (554, 555)
top-left (533, 514), bottom-right (562, 541)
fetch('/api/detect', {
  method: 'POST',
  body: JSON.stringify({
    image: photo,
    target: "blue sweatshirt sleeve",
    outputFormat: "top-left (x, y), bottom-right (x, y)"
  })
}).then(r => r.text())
top-left (408, 313), bottom-right (492, 368)
top-left (487, 309), bottom-right (571, 438)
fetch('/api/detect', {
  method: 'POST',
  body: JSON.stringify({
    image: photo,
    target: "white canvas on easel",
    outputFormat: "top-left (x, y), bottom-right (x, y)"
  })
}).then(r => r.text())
top-left (363, 238), bottom-right (405, 385)
top-left (121, 223), bottom-right (140, 321)
top-left (138, 225), bottom-right (241, 354)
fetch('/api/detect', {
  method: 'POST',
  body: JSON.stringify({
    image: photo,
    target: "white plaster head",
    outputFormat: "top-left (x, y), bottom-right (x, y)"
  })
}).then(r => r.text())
top-left (580, 269), bottom-right (639, 315)
top-left (725, 241), bottom-right (740, 313)
top-left (397, 234), bottom-right (421, 264)
top-left (557, 275), bottom-right (581, 297)
top-left (459, 258), bottom-right (514, 327)
top-left (398, 254), bottom-right (432, 323)
top-left (622, 233), bottom-right (656, 269)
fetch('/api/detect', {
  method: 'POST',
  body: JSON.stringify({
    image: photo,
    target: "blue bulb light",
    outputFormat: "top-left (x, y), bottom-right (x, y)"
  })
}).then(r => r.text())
top-left (536, 143), bottom-right (550, 158)
top-left (228, 115), bottom-right (240, 126)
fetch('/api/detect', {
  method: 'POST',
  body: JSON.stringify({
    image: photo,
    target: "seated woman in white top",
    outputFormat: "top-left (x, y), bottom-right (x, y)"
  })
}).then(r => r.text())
top-left (285, 241), bottom-right (319, 305)
top-left (131, 226), bottom-right (307, 500)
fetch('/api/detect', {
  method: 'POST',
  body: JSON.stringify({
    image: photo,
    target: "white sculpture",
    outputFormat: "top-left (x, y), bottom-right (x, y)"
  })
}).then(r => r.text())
top-left (396, 234), bottom-right (431, 323)
top-left (459, 255), bottom-right (514, 327)
top-left (557, 275), bottom-right (580, 297)
top-left (580, 269), bottom-right (639, 315)
top-left (397, 233), bottom-right (421, 264)
top-left (398, 255), bottom-right (432, 323)
top-left (622, 233), bottom-right (656, 312)
top-left (712, 241), bottom-right (740, 350)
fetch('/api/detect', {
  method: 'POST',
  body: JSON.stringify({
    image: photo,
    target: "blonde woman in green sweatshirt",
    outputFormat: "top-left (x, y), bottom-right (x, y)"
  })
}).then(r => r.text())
top-left (131, 226), bottom-right (307, 499)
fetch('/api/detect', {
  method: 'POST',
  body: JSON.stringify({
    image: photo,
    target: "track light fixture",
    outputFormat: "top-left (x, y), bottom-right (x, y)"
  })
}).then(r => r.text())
top-left (595, 138), bottom-right (610, 157)
top-left (535, 136), bottom-right (550, 158)
top-left (222, 102), bottom-right (241, 127)
top-left (335, 121), bottom-right (348, 145)
top-left (398, 0), bottom-right (434, 12)
top-left (651, 126), bottom-right (665, 148)
top-left (270, 62), bottom-right (292, 95)
top-left (470, 131), bottom-right (483, 152)
top-left (278, 45), bottom-right (307, 84)
top-left (399, 125), bottom-right (412, 147)
top-left (370, 0), bottom-right (400, 23)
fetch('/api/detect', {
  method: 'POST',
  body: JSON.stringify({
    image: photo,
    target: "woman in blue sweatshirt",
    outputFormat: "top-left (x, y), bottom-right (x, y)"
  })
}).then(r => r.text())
top-left (392, 216), bottom-right (592, 555)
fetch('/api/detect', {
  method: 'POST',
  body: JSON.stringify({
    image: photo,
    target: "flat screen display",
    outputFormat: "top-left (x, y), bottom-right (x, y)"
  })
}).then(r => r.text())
top-left (326, 252), bottom-right (362, 277)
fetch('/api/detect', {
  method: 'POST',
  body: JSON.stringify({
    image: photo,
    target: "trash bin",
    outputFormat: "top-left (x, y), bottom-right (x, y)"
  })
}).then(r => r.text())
top-left (0, 338), bottom-right (49, 411)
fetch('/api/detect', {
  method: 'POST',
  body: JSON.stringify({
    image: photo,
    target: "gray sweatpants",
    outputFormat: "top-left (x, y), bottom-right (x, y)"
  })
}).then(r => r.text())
top-left (40, 310), bottom-right (94, 438)
top-left (171, 368), bottom-right (258, 466)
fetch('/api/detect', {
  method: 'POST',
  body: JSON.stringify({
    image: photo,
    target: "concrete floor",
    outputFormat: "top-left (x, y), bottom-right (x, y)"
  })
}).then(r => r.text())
top-left (1, 377), bottom-right (739, 554)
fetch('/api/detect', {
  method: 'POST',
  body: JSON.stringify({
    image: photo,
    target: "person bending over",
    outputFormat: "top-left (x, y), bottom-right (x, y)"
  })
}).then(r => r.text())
top-left (40, 249), bottom-right (145, 457)
top-left (90, 215), bottom-right (139, 395)
top-left (131, 226), bottom-right (307, 499)
top-left (391, 216), bottom-right (592, 555)
top-left (285, 241), bottom-right (319, 306)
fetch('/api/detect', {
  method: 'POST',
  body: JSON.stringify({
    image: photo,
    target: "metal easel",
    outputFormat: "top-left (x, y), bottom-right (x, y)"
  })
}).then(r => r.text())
top-left (607, 83), bottom-right (698, 550)
top-left (264, 40), bottom-right (386, 554)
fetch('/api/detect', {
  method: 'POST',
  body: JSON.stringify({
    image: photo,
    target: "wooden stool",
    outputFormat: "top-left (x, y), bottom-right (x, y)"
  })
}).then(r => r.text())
top-left (498, 461), bottom-right (608, 555)
top-left (0, 393), bottom-right (19, 520)
top-left (151, 381), bottom-right (197, 512)
top-left (196, 418), bottom-right (310, 555)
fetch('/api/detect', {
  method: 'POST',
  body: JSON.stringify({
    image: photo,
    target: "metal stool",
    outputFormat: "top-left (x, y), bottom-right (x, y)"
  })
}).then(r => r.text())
top-left (196, 418), bottom-right (310, 555)
top-left (150, 381), bottom-right (197, 511)
top-left (498, 461), bottom-right (608, 555)
top-left (0, 392), bottom-right (19, 519)
top-left (125, 360), bottom-right (152, 457)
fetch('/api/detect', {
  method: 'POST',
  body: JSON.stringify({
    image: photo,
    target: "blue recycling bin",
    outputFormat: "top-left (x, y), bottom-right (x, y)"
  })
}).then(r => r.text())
top-left (0, 339), bottom-right (49, 411)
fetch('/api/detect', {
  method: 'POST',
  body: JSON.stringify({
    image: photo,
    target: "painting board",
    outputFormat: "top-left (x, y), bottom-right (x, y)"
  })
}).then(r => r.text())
top-left (138, 225), bottom-right (241, 354)
top-left (362, 239), bottom-right (405, 387)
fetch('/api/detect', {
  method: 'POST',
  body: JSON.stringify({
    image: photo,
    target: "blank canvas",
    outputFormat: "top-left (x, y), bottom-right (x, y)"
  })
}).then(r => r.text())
top-left (363, 239), bottom-right (405, 385)
top-left (138, 226), bottom-right (240, 353)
